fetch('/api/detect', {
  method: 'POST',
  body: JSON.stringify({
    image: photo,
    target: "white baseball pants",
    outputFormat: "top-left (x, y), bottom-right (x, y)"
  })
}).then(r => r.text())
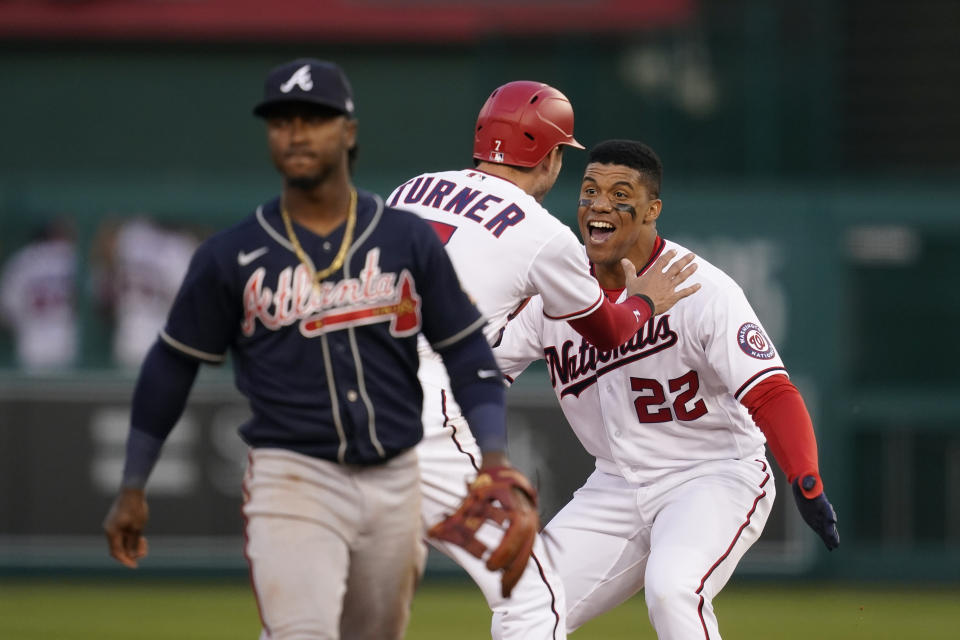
top-left (540, 456), bottom-right (773, 639)
top-left (418, 382), bottom-right (567, 640)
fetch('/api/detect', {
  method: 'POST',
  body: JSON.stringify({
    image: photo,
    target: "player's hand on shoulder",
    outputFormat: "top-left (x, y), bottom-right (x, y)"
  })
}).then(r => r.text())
top-left (624, 249), bottom-right (701, 315)
top-left (103, 488), bottom-right (150, 568)
top-left (791, 474), bottom-right (840, 551)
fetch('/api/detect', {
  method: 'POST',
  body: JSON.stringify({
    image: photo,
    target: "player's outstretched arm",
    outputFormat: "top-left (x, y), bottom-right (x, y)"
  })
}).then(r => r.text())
top-left (568, 249), bottom-right (701, 351)
top-left (623, 249), bottom-right (701, 315)
top-left (103, 488), bottom-right (149, 568)
top-left (742, 374), bottom-right (839, 550)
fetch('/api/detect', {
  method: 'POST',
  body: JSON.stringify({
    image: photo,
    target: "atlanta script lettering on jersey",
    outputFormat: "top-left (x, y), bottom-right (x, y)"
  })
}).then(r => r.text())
top-left (242, 248), bottom-right (422, 338)
top-left (546, 315), bottom-right (678, 398)
top-left (389, 174), bottom-right (526, 238)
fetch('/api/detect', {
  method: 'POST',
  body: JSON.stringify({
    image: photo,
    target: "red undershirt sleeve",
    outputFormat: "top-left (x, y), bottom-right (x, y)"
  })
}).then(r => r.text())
top-left (741, 374), bottom-right (823, 498)
top-left (567, 295), bottom-right (653, 351)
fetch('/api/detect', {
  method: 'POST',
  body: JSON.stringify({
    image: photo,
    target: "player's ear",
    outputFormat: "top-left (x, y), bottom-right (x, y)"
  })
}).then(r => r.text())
top-left (644, 198), bottom-right (662, 223)
top-left (343, 118), bottom-right (358, 148)
top-left (541, 146), bottom-right (562, 173)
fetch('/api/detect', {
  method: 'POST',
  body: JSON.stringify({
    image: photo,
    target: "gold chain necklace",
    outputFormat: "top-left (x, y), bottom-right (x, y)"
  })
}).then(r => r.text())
top-left (281, 188), bottom-right (357, 284)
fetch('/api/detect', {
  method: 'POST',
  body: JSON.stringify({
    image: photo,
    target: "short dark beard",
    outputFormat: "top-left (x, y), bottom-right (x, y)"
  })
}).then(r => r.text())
top-left (285, 175), bottom-right (323, 191)
top-left (285, 162), bottom-right (335, 191)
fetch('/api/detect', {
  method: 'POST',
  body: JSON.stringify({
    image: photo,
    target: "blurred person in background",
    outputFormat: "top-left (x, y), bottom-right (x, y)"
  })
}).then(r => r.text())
top-left (0, 219), bottom-right (78, 371)
top-left (92, 216), bottom-right (198, 368)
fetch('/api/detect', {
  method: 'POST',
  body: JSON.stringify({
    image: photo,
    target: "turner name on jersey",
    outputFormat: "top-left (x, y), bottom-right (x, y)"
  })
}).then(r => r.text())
top-left (390, 171), bottom-right (527, 240)
top-left (389, 169), bottom-right (604, 348)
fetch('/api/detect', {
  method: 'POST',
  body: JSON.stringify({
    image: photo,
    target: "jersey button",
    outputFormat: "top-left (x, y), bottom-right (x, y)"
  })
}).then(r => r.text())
top-left (614, 430), bottom-right (622, 437)
top-left (323, 241), bottom-right (332, 251)
top-left (347, 390), bottom-right (359, 402)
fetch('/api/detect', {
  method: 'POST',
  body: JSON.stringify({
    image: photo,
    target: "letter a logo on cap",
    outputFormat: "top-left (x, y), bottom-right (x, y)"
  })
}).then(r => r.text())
top-left (280, 65), bottom-right (314, 93)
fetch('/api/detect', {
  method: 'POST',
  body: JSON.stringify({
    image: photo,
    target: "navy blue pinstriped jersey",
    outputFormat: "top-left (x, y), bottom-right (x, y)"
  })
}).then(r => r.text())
top-left (160, 190), bottom-right (485, 464)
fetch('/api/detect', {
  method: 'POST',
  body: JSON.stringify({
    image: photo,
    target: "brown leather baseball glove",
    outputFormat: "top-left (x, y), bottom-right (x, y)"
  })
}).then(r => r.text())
top-left (427, 465), bottom-right (539, 597)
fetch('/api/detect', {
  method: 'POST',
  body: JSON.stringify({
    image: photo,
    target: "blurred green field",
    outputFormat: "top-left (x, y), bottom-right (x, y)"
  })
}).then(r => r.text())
top-left (0, 577), bottom-right (957, 639)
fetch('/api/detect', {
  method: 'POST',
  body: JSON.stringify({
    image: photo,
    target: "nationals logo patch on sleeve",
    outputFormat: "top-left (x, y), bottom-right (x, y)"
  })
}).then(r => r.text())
top-left (737, 322), bottom-right (776, 359)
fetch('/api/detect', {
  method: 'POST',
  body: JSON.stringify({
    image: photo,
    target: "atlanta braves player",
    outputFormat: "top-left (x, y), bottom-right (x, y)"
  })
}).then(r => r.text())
top-left (389, 83), bottom-right (700, 639)
top-left (494, 140), bottom-right (839, 639)
top-left (101, 59), bottom-right (531, 640)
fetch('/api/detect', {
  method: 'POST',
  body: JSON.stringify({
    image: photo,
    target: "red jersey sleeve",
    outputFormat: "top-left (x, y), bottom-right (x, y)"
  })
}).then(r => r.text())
top-left (741, 374), bottom-right (823, 497)
top-left (567, 295), bottom-right (653, 351)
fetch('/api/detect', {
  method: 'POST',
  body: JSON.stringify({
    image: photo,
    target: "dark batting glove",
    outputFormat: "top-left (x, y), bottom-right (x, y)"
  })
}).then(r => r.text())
top-left (792, 475), bottom-right (840, 551)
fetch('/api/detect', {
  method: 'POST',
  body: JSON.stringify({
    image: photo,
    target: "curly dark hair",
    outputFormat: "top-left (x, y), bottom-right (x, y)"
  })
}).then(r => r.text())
top-left (587, 140), bottom-right (662, 198)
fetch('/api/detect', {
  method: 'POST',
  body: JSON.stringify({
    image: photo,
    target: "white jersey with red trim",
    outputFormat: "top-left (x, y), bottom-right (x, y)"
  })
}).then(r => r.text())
top-left (388, 169), bottom-right (592, 638)
top-left (0, 237), bottom-right (77, 369)
top-left (388, 169), bottom-right (603, 345)
top-left (109, 219), bottom-right (198, 368)
top-left (495, 237), bottom-right (783, 485)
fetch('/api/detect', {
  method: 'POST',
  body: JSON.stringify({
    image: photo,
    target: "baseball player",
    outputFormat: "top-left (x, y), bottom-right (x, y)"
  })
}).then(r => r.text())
top-left (101, 59), bottom-right (536, 640)
top-left (0, 220), bottom-right (77, 370)
top-left (92, 216), bottom-right (198, 368)
top-left (493, 139), bottom-right (840, 639)
top-left (389, 82), bottom-right (700, 639)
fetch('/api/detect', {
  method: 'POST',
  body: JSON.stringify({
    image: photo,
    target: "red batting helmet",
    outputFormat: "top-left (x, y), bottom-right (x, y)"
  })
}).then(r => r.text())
top-left (473, 81), bottom-right (585, 168)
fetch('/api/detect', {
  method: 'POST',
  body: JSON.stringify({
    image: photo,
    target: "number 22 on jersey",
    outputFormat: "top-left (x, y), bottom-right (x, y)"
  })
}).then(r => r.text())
top-left (631, 370), bottom-right (708, 423)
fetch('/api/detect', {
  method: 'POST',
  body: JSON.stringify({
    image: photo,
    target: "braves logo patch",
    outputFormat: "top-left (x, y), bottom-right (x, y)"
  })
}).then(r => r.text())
top-left (737, 322), bottom-right (775, 359)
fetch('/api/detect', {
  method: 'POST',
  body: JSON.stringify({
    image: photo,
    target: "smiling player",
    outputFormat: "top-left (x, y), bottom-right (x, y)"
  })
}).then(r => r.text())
top-left (494, 139), bottom-right (839, 638)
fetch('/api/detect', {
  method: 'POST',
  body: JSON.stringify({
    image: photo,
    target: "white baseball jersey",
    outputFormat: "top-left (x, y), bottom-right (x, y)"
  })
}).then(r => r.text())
top-left (495, 237), bottom-right (785, 485)
top-left (388, 169), bottom-right (604, 431)
top-left (389, 169), bottom-right (595, 638)
top-left (109, 219), bottom-right (197, 368)
top-left (0, 237), bottom-right (77, 369)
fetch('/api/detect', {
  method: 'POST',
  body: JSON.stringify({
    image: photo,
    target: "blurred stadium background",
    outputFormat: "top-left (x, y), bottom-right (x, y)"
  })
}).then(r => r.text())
top-left (0, 0), bottom-right (958, 637)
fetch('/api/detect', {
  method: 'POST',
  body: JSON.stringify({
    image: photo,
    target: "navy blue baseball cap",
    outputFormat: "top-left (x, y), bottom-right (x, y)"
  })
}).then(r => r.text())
top-left (253, 59), bottom-right (356, 118)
